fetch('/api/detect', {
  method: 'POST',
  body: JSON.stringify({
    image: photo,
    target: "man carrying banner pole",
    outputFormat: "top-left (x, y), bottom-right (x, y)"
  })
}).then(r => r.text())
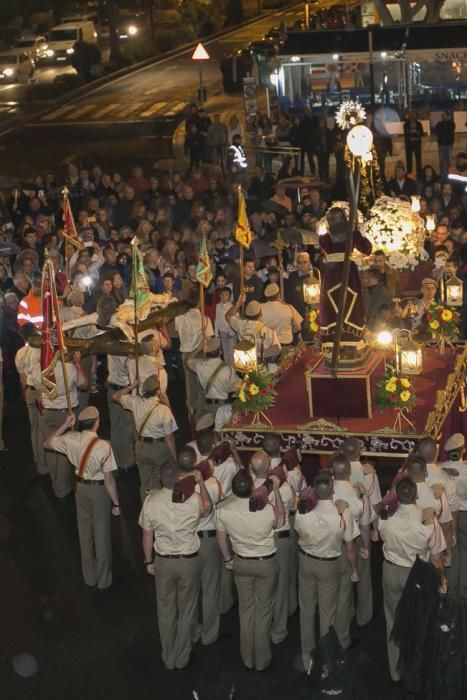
top-left (235, 187), bottom-right (253, 313)
top-left (34, 255), bottom-right (87, 499)
top-left (62, 187), bottom-right (84, 282)
top-left (196, 233), bottom-right (212, 360)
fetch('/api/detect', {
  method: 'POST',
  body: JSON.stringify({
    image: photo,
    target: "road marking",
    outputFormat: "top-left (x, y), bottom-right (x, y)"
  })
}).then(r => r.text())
top-left (165, 102), bottom-right (188, 116)
top-left (41, 104), bottom-right (77, 121)
top-left (92, 103), bottom-right (120, 118)
top-left (139, 102), bottom-right (168, 117)
top-left (114, 102), bottom-right (145, 117)
top-left (64, 104), bottom-right (97, 119)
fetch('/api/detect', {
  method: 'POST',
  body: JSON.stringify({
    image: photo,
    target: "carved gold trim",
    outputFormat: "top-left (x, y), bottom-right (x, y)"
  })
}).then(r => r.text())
top-left (297, 419), bottom-right (347, 432)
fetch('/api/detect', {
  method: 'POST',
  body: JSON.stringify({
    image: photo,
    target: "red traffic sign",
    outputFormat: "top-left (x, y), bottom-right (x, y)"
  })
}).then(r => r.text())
top-left (192, 42), bottom-right (210, 61)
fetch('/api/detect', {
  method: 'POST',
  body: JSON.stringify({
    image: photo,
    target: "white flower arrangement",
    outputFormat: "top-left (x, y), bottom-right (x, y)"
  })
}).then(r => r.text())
top-left (355, 196), bottom-right (428, 271)
top-left (335, 100), bottom-right (366, 131)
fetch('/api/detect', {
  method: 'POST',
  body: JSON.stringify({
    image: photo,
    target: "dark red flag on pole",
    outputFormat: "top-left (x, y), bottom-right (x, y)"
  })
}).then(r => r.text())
top-left (41, 258), bottom-right (67, 400)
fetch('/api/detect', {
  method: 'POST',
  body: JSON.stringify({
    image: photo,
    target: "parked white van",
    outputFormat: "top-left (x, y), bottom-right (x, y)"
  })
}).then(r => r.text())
top-left (46, 21), bottom-right (97, 62)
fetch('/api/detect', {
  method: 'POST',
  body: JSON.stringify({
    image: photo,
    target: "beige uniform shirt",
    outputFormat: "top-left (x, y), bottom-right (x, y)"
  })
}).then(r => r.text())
top-left (15, 345), bottom-right (40, 385)
top-left (197, 476), bottom-right (222, 531)
top-left (378, 503), bottom-right (446, 567)
top-left (139, 487), bottom-right (202, 556)
top-left (215, 495), bottom-right (277, 557)
top-left (107, 355), bottom-right (129, 386)
top-left (295, 500), bottom-right (360, 558)
top-left (254, 476), bottom-right (295, 533)
top-left (426, 462), bottom-right (458, 512)
top-left (270, 456), bottom-right (305, 497)
top-left (350, 460), bottom-right (382, 506)
top-left (260, 301), bottom-right (303, 345)
top-left (50, 430), bottom-right (117, 480)
top-left (439, 459), bottom-right (467, 511)
top-left (175, 309), bottom-right (214, 353)
top-left (127, 356), bottom-right (168, 396)
top-left (228, 316), bottom-right (281, 354)
top-left (213, 457), bottom-right (238, 498)
top-left (32, 362), bottom-right (80, 409)
top-left (186, 358), bottom-right (240, 400)
top-left (121, 396), bottom-right (177, 438)
top-left (333, 479), bottom-right (375, 527)
top-left (415, 481), bottom-right (452, 524)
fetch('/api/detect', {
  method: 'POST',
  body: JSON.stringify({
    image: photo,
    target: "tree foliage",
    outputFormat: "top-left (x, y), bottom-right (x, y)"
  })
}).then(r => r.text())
top-left (372, 0), bottom-right (446, 25)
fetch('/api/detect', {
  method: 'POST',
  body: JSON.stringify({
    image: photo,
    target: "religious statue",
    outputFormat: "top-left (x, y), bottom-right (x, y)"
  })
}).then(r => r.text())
top-left (319, 207), bottom-right (372, 360)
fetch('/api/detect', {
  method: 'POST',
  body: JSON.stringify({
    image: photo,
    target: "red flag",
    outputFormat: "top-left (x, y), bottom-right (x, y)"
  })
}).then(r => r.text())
top-left (63, 194), bottom-right (79, 241)
top-left (41, 258), bottom-right (66, 400)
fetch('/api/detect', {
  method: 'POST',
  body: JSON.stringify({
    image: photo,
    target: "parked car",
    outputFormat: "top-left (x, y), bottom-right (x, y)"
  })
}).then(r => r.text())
top-left (116, 12), bottom-right (147, 40)
top-left (46, 21), bottom-right (97, 63)
top-left (14, 35), bottom-right (49, 64)
top-left (0, 51), bottom-right (34, 82)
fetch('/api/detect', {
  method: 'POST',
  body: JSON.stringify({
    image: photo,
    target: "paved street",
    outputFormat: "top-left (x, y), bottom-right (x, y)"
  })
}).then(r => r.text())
top-left (0, 3), bottom-right (307, 177)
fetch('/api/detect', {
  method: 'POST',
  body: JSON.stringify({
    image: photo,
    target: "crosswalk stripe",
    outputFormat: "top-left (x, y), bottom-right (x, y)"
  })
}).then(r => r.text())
top-left (115, 103), bottom-right (145, 118)
top-left (41, 104), bottom-right (77, 121)
top-left (139, 102), bottom-right (168, 118)
top-left (64, 104), bottom-right (97, 119)
top-left (92, 103), bottom-right (120, 118)
top-left (165, 102), bottom-right (188, 116)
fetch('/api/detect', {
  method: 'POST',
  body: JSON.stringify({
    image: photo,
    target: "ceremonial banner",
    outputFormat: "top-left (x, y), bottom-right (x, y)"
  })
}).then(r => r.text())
top-left (62, 188), bottom-right (82, 249)
top-left (130, 237), bottom-right (150, 320)
top-left (196, 234), bottom-right (212, 288)
top-left (41, 258), bottom-right (66, 399)
top-left (235, 189), bottom-right (253, 250)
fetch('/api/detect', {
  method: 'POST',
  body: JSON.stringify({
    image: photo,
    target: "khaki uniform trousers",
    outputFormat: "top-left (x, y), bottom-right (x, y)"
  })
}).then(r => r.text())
top-left (271, 533), bottom-right (293, 644)
top-left (182, 353), bottom-right (199, 416)
top-left (298, 552), bottom-right (341, 669)
top-left (447, 510), bottom-right (467, 597)
top-left (288, 513), bottom-right (298, 616)
top-left (193, 533), bottom-right (222, 645)
top-left (382, 560), bottom-right (411, 682)
top-left (334, 537), bottom-right (373, 649)
top-left (135, 439), bottom-right (170, 503)
top-left (43, 408), bottom-right (77, 498)
top-left (154, 553), bottom-right (202, 670)
top-left (233, 554), bottom-right (278, 671)
top-left (107, 386), bottom-right (135, 470)
top-left (76, 481), bottom-right (112, 589)
top-left (25, 387), bottom-right (47, 474)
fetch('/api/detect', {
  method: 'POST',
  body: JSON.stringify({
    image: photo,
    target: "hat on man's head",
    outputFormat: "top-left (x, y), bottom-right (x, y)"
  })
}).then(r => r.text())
top-left (196, 414), bottom-right (215, 432)
top-left (421, 277), bottom-right (438, 287)
top-left (142, 376), bottom-right (160, 394)
top-left (264, 283), bottom-right (280, 298)
top-left (245, 301), bottom-right (261, 318)
top-left (79, 406), bottom-right (99, 422)
top-left (206, 336), bottom-right (221, 354)
top-left (444, 433), bottom-right (465, 452)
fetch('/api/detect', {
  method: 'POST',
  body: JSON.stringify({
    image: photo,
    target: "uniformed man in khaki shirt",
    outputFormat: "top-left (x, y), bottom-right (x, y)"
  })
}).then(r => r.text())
top-left (34, 352), bottom-right (87, 499)
top-left (378, 477), bottom-right (446, 682)
top-left (215, 468), bottom-right (285, 671)
top-left (250, 449), bottom-right (297, 645)
top-left (260, 283), bottom-right (303, 346)
top-left (294, 470), bottom-right (359, 671)
top-left (139, 460), bottom-right (212, 670)
top-left (186, 336), bottom-right (240, 420)
top-left (113, 376), bottom-right (177, 502)
top-left (107, 353), bottom-right (134, 471)
top-left (226, 295), bottom-right (281, 361)
top-left (44, 406), bottom-right (120, 592)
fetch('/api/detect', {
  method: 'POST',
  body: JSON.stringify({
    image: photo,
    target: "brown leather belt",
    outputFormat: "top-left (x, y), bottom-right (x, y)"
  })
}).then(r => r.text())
top-left (235, 552), bottom-right (276, 561)
top-left (76, 477), bottom-right (104, 485)
top-left (299, 547), bottom-right (340, 561)
top-left (156, 552), bottom-right (198, 559)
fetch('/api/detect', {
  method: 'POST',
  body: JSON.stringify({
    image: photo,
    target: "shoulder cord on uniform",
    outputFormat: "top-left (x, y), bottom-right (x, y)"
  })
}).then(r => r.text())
top-left (428, 519), bottom-right (442, 550)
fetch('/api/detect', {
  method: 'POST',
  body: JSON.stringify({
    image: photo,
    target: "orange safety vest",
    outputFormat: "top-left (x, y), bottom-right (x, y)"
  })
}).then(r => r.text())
top-left (17, 290), bottom-right (43, 329)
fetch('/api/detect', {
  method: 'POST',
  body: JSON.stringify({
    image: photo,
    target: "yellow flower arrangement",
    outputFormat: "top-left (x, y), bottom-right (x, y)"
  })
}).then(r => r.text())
top-left (400, 378), bottom-right (411, 388)
top-left (238, 389), bottom-right (246, 403)
top-left (310, 322), bottom-right (319, 333)
top-left (309, 310), bottom-right (318, 321)
top-left (441, 309), bottom-right (453, 322)
top-left (249, 384), bottom-right (259, 396)
top-left (430, 320), bottom-right (440, 330)
top-left (375, 370), bottom-right (416, 413)
top-left (385, 380), bottom-right (397, 392)
top-left (400, 390), bottom-right (411, 402)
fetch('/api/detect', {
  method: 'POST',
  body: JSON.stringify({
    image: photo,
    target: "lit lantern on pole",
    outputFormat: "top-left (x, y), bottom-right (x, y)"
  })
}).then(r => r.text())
top-left (446, 274), bottom-right (463, 306)
top-left (303, 272), bottom-right (321, 306)
top-left (233, 335), bottom-right (257, 374)
top-left (346, 124), bottom-right (373, 158)
top-left (411, 196), bottom-right (421, 213)
top-left (426, 214), bottom-right (436, 233)
top-left (398, 334), bottom-right (423, 375)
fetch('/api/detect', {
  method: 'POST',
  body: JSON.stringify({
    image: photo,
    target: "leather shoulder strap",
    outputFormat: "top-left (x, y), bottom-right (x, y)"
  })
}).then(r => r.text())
top-left (205, 361), bottom-right (225, 396)
top-left (139, 401), bottom-right (159, 438)
top-left (78, 436), bottom-right (100, 478)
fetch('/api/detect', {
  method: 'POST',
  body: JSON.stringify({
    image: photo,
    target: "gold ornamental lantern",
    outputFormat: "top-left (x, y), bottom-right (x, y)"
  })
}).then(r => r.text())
top-left (303, 271), bottom-right (321, 306)
top-left (425, 214), bottom-right (436, 233)
top-left (233, 334), bottom-right (257, 374)
top-left (446, 274), bottom-right (463, 306)
top-left (398, 334), bottom-right (423, 375)
top-left (411, 196), bottom-right (421, 213)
